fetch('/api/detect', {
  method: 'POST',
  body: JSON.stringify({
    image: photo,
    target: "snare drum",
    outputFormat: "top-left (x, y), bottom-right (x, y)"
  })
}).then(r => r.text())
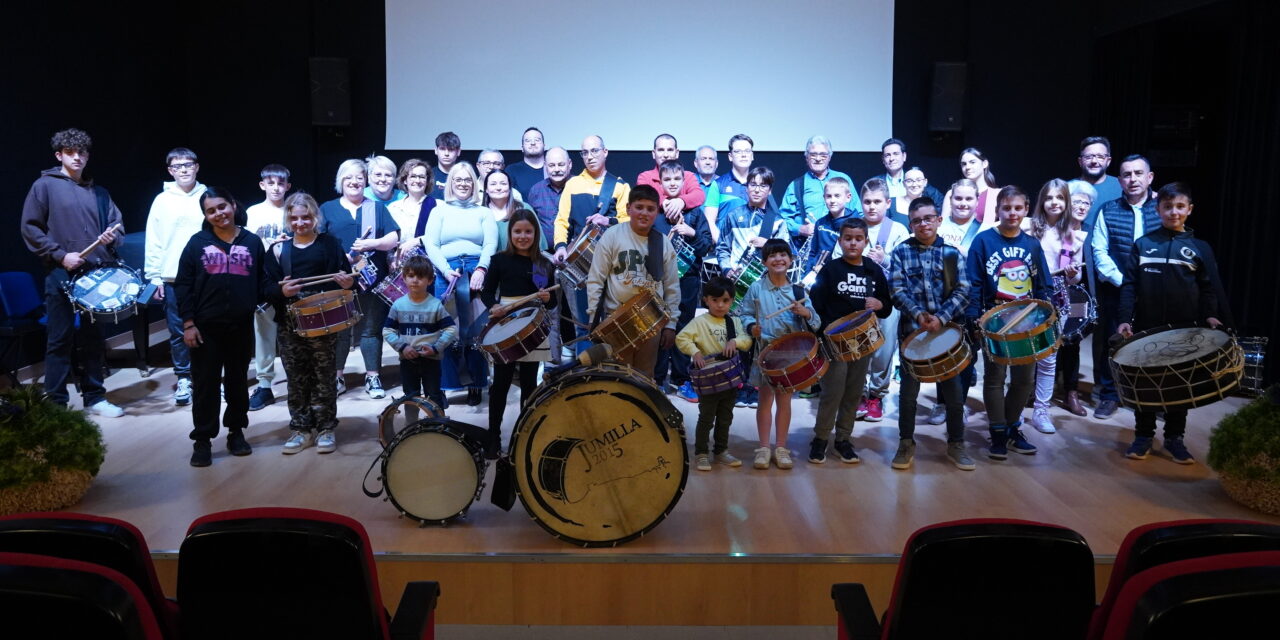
top-left (900, 324), bottom-right (972, 382)
top-left (979, 299), bottom-right (1061, 365)
top-left (1053, 281), bottom-right (1096, 342)
top-left (758, 332), bottom-right (829, 392)
top-left (288, 289), bottom-right (362, 338)
top-left (479, 305), bottom-right (550, 365)
top-left (559, 224), bottom-right (603, 289)
top-left (823, 309), bottom-right (885, 362)
top-left (689, 353), bottom-right (744, 396)
top-left (1110, 323), bottom-right (1244, 411)
top-left (672, 234), bottom-right (697, 279)
top-left (379, 418), bottom-right (489, 525)
top-left (511, 363), bottom-right (687, 547)
top-left (372, 270), bottom-right (409, 306)
top-left (591, 289), bottom-right (668, 360)
top-left (65, 265), bottom-right (144, 323)
top-left (378, 394), bottom-right (446, 447)
top-left (732, 255), bottom-right (765, 311)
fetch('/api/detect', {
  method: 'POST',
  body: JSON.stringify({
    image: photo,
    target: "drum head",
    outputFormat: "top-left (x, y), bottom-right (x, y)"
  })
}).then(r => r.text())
top-left (984, 300), bottom-right (1050, 334)
top-left (384, 423), bottom-right (482, 523)
top-left (482, 306), bottom-right (540, 345)
top-left (903, 326), bottom-right (963, 360)
top-left (512, 365), bottom-right (688, 547)
top-left (825, 310), bottom-right (873, 336)
top-left (760, 333), bottom-right (817, 370)
top-left (71, 266), bottom-right (142, 311)
top-left (378, 395), bottom-right (446, 447)
top-left (1113, 326), bottom-right (1233, 368)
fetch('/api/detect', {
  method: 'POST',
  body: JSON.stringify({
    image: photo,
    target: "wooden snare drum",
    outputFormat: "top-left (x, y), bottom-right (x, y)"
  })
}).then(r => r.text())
top-left (757, 331), bottom-right (829, 392)
top-left (979, 298), bottom-right (1061, 366)
top-left (823, 309), bottom-right (885, 362)
top-left (559, 224), bottom-right (603, 289)
top-left (479, 305), bottom-right (550, 365)
top-left (591, 289), bottom-right (668, 360)
top-left (288, 289), bottom-right (361, 338)
top-left (900, 323), bottom-right (972, 382)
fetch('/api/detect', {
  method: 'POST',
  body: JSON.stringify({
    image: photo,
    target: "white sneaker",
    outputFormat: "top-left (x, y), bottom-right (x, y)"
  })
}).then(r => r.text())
top-left (927, 404), bottom-right (947, 425)
top-left (174, 377), bottom-right (192, 406)
top-left (88, 400), bottom-right (124, 418)
top-left (1031, 408), bottom-right (1057, 434)
top-left (316, 429), bottom-right (337, 453)
top-left (774, 446), bottom-right (794, 470)
top-left (335, 377), bottom-right (347, 396)
top-left (695, 454), bottom-right (712, 472)
top-left (365, 374), bottom-right (386, 400)
top-left (753, 446), bottom-right (772, 470)
top-left (282, 430), bottom-right (313, 454)
top-left (714, 451), bottom-right (742, 467)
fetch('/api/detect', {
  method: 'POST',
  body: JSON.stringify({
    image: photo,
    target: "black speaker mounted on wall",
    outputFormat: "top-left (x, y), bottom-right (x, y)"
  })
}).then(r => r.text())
top-left (929, 62), bottom-right (967, 133)
top-left (310, 57), bottom-right (350, 127)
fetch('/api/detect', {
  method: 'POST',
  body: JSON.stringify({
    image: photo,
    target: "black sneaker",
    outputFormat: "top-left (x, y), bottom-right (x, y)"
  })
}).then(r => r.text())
top-left (808, 437), bottom-right (827, 464)
top-left (467, 388), bottom-right (483, 406)
top-left (1095, 399), bottom-right (1119, 419)
top-left (248, 387), bottom-right (275, 411)
top-left (191, 440), bottom-right (212, 467)
top-left (227, 430), bottom-right (252, 456)
top-left (833, 439), bottom-right (861, 464)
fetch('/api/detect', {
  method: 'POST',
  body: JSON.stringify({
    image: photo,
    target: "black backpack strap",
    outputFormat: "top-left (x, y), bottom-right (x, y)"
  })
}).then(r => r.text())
top-left (646, 228), bottom-right (664, 282)
top-left (280, 240), bottom-right (293, 280)
top-left (759, 198), bottom-right (781, 241)
top-left (791, 175), bottom-right (807, 225)
top-left (725, 315), bottom-right (737, 342)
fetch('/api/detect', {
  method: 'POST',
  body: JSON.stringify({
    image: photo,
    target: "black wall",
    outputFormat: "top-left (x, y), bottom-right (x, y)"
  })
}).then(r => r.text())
top-left (5, 0), bottom-right (1274, 381)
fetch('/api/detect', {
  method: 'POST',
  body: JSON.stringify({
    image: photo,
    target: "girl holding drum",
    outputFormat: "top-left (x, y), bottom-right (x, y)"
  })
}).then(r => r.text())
top-left (265, 192), bottom-right (355, 455)
top-left (480, 209), bottom-right (556, 459)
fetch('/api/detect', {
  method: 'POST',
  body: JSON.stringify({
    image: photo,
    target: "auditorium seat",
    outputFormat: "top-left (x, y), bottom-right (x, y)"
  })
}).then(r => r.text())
top-left (832, 518), bottom-right (1095, 640)
top-left (178, 507), bottom-right (440, 640)
top-left (0, 271), bottom-right (45, 386)
top-left (1088, 518), bottom-right (1280, 639)
top-left (0, 551), bottom-right (165, 640)
top-left (1099, 550), bottom-right (1280, 639)
top-left (0, 512), bottom-right (179, 639)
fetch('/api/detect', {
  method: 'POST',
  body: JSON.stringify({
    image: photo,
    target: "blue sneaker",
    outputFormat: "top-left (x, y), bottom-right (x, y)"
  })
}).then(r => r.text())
top-left (1008, 429), bottom-right (1037, 455)
top-left (676, 381), bottom-right (699, 404)
top-left (1164, 437), bottom-right (1195, 464)
top-left (988, 426), bottom-right (1009, 460)
top-left (1125, 436), bottom-right (1153, 460)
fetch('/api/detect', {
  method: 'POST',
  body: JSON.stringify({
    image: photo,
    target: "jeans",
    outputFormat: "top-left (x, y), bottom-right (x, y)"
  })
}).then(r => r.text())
top-left (694, 389), bottom-right (737, 455)
top-left (434, 255), bottom-right (489, 389)
top-left (42, 269), bottom-right (107, 406)
top-left (900, 366), bottom-right (966, 442)
top-left (252, 306), bottom-right (277, 388)
top-left (1093, 283), bottom-right (1121, 401)
top-left (813, 356), bottom-right (873, 442)
top-left (400, 356), bottom-right (444, 409)
top-left (332, 290), bottom-right (389, 378)
top-left (489, 360), bottom-right (539, 444)
top-left (163, 283), bottom-right (191, 378)
top-left (982, 353), bottom-right (1035, 426)
top-left (865, 308), bottom-right (900, 398)
top-left (1135, 409), bottom-right (1187, 439)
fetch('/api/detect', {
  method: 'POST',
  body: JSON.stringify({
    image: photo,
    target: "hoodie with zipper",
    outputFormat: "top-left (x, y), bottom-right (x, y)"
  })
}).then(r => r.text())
top-left (174, 226), bottom-right (276, 328)
top-left (1118, 226), bottom-right (1229, 331)
top-left (145, 180), bottom-right (208, 284)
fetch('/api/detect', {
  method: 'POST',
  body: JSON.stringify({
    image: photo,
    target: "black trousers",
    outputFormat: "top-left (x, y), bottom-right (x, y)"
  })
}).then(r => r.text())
top-left (655, 274), bottom-right (701, 387)
top-left (401, 356), bottom-right (444, 408)
top-left (189, 320), bottom-right (253, 442)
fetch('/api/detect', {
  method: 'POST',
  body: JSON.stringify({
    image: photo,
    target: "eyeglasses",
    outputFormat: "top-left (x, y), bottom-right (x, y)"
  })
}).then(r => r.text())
top-left (169, 162), bottom-right (196, 170)
top-left (581, 148), bottom-right (605, 157)
top-left (1070, 198), bottom-right (1092, 207)
top-left (451, 177), bottom-right (474, 184)
top-left (909, 214), bottom-right (939, 226)
top-left (1080, 154), bottom-right (1110, 161)
top-left (746, 183), bottom-right (771, 191)
top-left (806, 152), bottom-right (830, 159)
top-left (477, 161), bottom-right (503, 167)
top-left (904, 178), bottom-right (926, 185)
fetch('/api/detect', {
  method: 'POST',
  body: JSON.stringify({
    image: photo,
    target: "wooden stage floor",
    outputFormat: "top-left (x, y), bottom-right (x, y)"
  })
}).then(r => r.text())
top-left (55, 342), bottom-right (1280, 625)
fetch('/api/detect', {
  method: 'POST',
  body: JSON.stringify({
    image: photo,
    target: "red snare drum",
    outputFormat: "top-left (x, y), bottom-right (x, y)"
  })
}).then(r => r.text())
top-left (289, 289), bottom-right (361, 338)
top-left (479, 306), bottom-right (550, 365)
top-left (373, 270), bottom-right (409, 306)
top-left (757, 331), bottom-right (829, 392)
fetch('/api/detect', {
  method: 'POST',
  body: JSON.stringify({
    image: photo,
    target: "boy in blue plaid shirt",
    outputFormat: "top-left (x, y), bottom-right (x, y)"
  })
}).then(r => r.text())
top-left (888, 198), bottom-right (976, 471)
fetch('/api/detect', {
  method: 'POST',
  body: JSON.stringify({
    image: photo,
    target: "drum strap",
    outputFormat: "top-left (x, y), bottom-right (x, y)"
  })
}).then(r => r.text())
top-left (360, 200), bottom-right (378, 238)
top-left (791, 175), bottom-right (807, 226)
top-left (875, 218), bottom-right (892, 249)
top-left (759, 199), bottom-right (782, 243)
top-left (93, 185), bottom-right (119, 261)
top-left (943, 248), bottom-right (958, 300)
top-left (361, 451), bottom-right (386, 498)
top-left (595, 172), bottom-right (619, 217)
top-left (280, 240), bottom-right (293, 279)
top-left (961, 218), bottom-right (981, 248)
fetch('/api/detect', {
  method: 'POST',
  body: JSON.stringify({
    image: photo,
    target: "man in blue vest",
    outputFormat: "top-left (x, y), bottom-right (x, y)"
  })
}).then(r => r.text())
top-left (1089, 154), bottom-right (1159, 419)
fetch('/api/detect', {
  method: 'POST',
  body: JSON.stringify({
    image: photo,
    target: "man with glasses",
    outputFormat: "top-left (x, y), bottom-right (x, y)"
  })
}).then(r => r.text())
top-left (476, 148), bottom-right (524, 202)
top-left (779, 135), bottom-right (859, 242)
top-left (888, 197), bottom-right (976, 471)
top-left (507, 127), bottom-right (546, 195)
top-left (1076, 136), bottom-right (1122, 230)
top-left (553, 135), bottom-right (632, 354)
top-left (714, 133), bottom-right (758, 207)
top-left (145, 147), bottom-right (207, 406)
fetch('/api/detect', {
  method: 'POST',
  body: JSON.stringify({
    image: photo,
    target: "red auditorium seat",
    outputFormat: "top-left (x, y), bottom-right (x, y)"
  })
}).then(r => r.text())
top-left (0, 551), bottom-right (165, 639)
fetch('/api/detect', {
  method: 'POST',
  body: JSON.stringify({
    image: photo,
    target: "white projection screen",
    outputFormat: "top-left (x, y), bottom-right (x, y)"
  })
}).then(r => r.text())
top-left (386, 0), bottom-right (894, 152)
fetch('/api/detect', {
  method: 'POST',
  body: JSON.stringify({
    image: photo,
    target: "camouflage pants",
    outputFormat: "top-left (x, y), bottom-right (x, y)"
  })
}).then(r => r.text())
top-left (277, 319), bottom-right (339, 432)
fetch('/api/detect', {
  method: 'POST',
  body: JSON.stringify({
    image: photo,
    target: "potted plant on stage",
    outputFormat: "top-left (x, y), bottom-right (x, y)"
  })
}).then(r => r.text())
top-left (1209, 385), bottom-right (1280, 516)
top-left (0, 385), bottom-right (106, 515)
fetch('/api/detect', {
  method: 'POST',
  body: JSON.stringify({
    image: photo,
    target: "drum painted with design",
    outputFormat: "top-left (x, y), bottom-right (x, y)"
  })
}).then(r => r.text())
top-left (732, 255), bottom-right (765, 311)
top-left (1110, 323), bottom-right (1243, 410)
top-left (380, 418), bottom-right (489, 525)
top-left (979, 298), bottom-right (1061, 365)
top-left (900, 324), bottom-right (972, 382)
top-left (65, 265), bottom-right (144, 323)
top-left (823, 309), bottom-right (885, 362)
top-left (1053, 281), bottom-right (1096, 342)
top-left (373, 270), bottom-right (410, 306)
top-left (511, 363), bottom-right (687, 547)
top-left (559, 224), bottom-right (603, 289)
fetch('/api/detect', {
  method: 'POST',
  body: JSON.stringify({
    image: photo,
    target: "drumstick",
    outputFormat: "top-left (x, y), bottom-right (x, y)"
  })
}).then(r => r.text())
top-left (504, 284), bottom-right (561, 310)
top-left (442, 274), bottom-right (459, 300)
top-left (278, 269), bottom-right (357, 286)
top-left (995, 301), bottom-right (1041, 336)
top-left (77, 223), bottom-right (123, 256)
top-left (764, 296), bottom-right (808, 321)
top-left (1049, 262), bottom-right (1084, 276)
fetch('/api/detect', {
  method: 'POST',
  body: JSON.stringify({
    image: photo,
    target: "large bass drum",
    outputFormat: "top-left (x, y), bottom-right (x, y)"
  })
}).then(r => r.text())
top-left (376, 418), bottom-right (489, 526)
top-left (1110, 323), bottom-right (1244, 411)
top-left (510, 363), bottom-right (688, 547)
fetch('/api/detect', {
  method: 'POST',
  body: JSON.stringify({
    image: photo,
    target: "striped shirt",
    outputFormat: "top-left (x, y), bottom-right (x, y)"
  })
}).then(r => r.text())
top-left (382, 294), bottom-right (458, 357)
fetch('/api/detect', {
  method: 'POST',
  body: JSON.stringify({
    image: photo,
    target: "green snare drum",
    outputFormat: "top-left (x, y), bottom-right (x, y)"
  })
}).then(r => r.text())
top-left (979, 298), bottom-right (1061, 366)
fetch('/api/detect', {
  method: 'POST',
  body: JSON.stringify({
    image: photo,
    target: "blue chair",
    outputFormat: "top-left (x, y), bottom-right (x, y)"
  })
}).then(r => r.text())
top-left (0, 271), bottom-right (46, 386)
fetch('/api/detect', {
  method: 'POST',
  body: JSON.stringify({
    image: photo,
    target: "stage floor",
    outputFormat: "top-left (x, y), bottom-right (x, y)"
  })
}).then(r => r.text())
top-left (51, 341), bottom-right (1279, 625)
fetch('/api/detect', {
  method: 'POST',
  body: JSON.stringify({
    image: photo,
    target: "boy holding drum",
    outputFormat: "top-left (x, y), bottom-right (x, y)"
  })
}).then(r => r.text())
top-left (808, 218), bottom-right (892, 464)
top-left (1116, 183), bottom-right (1227, 464)
top-left (676, 277), bottom-right (753, 471)
top-left (889, 198), bottom-right (976, 471)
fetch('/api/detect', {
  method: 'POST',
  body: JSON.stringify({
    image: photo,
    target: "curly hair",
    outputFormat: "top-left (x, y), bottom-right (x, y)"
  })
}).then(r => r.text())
top-left (50, 128), bottom-right (92, 153)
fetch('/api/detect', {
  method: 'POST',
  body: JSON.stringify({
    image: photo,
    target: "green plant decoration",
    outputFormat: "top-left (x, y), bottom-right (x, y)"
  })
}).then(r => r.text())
top-left (1209, 385), bottom-right (1280, 515)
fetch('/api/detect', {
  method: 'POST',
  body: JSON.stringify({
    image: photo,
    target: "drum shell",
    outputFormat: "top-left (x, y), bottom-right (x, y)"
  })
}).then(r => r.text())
top-left (479, 306), bottom-right (550, 365)
top-left (510, 363), bottom-right (688, 547)
top-left (378, 394), bottom-right (446, 447)
top-left (689, 353), bottom-right (745, 396)
top-left (823, 310), bottom-right (885, 362)
top-left (65, 265), bottom-right (144, 323)
top-left (758, 331), bottom-right (829, 392)
top-left (1109, 323), bottom-right (1245, 411)
top-left (731, 257), bottom-right (765, 311)
top-left (289, 289), bottom-right (362, 337)
top-left (900, 324), bottom-right (972, 383)
top-left (373, 271), bottom-right (409, 307)
top-left (591, 290), bottom-right (667, 359)
top-left (560, 225), bottom-right (602, 289)
top-left (979, 299), bottom-right (1061, 366)
top-left (381, 419), bottom-right (489, 525)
